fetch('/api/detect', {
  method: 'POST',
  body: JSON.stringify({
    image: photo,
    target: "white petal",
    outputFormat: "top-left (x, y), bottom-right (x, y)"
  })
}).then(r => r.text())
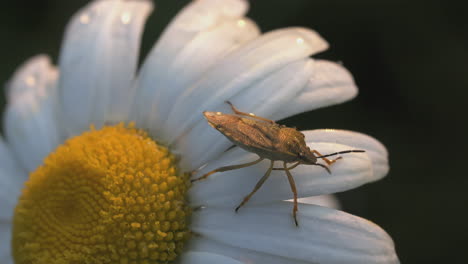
top-left (192, 203), bottom-right (399, 264)
top-left (139, 18), bottom-right (259, 138)
top-left (190, 142), bottom-right (372, 208)
top-left (174, 59), bottom-right (314, 170)
top-left (6, 55), bottom-right (57, 103)
top-left (0, 220), bottom-right (13, 263)
top-left (0, 136), bottom-right (26, 179)
top-left (0, 255), bottom-right (13, 264)
top-left (179, 251), bottom-right (243, 264)
top-left (3, 55), bottom-right (61, 172)
top-left (272, 60), bottom-right (358, 121)
top-left (0, 138), bottom-right (25, 221)
top-left (58, 0), bottom-right (153, 136)
top-left (187, 236), bottom-right (310, 264)
top-left (163, 28), bottom-right (328, 144)
top-left (293, 194), bottom-right (341, 209)
top-left (0, 257), bottom-right (13, 264)
top-left (132, 0), bottom-right (251, 136)
top-left (303, 129), bottom-right (389, 181)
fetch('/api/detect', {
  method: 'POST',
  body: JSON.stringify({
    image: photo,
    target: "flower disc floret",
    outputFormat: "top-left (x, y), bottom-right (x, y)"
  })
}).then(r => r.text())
top-left (12, 124), bottom-right (191, 264)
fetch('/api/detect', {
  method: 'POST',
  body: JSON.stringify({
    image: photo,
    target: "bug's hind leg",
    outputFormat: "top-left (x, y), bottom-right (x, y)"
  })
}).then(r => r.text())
top-left (283, 162), bottom-right (299, 226)
top-left (191, 157), bottom-right (264, 183)
top-left (235, 160), bottom-right (274, 212)
top-left (225, 101), bottom-right (275, 124)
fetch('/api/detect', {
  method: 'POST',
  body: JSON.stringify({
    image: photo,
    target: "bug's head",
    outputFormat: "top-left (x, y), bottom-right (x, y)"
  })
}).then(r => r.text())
top-left (297, 146), bottom-right (317, 165)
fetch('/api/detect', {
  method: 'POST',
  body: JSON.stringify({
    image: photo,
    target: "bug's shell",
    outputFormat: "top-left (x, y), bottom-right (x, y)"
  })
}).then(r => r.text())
top-left (203, 111), bottom-right (316, 163)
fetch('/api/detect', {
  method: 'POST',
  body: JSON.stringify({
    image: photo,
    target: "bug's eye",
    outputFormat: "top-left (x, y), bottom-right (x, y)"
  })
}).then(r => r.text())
top-left (298, 152), bottom-right (305, 157)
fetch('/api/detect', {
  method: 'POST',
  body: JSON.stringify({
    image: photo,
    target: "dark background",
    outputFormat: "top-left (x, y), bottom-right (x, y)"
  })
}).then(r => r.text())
top-left (1, 0), bottom-right (467, 263)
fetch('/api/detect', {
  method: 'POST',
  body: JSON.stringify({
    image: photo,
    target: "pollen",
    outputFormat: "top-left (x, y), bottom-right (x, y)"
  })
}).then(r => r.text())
top-left (12, 124), bottom-right (191, 264)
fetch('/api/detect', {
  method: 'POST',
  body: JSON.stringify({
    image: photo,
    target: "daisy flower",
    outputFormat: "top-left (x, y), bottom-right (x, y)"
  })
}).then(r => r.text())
top-left (1, 0), bottom-right (399, 263)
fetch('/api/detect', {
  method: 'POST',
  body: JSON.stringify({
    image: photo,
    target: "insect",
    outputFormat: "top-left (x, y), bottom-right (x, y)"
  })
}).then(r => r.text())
top-left (192, 101), bottom-right (365, 226)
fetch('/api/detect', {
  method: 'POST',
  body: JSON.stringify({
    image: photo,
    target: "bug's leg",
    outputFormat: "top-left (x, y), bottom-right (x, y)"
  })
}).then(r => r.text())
top-left (314, 163), bottom-right (331, 174)
top-left (311, 150), bottom-right (342, 165)
top-left (191, 157), bottom-right (264, 183)
top-left (225, 101), bottom-right (275, 124)
top-left (284, 161), bottom-right (299, 226)
top-left (235, 160), bottom-right (274, 212)
top-left (274, 161), bottom-right (331, 174)
top-left (272, 161), bottom-right (301, 171)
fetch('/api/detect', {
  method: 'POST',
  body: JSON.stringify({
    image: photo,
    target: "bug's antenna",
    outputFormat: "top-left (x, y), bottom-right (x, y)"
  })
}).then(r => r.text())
top-left (316, 150), bottom-right (365, 159)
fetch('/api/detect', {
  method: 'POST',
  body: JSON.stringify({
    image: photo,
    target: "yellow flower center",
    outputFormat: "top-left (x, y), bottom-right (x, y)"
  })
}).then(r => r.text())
top-left (12, 124), bottom-right (192, 264)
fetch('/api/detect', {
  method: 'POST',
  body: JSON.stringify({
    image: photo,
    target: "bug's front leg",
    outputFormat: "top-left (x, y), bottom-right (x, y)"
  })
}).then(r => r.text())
top-left (191, 157), bottom-right (264, 183)
top-left (312, 150), bottom-right (342, 165)
top-left (272, 161), bottom-right (301, 171)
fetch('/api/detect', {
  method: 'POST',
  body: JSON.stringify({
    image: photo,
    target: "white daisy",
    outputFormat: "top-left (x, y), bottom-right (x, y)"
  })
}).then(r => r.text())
top-left (0, 0), bottom-right (399, 263)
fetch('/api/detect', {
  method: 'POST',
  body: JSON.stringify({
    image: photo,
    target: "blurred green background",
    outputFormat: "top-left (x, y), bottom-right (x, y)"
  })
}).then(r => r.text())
top-left (1, 0), bottom-right (467, 263)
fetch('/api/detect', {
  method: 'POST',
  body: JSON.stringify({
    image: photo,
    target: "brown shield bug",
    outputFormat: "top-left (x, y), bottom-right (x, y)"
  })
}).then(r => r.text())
top-left (192, 101), bottom-right (365, 226)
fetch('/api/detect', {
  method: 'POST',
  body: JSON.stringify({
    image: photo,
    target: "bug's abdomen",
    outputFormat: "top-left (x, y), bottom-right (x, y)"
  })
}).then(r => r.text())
top-left (204, 112), bottom-right (297, 162)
